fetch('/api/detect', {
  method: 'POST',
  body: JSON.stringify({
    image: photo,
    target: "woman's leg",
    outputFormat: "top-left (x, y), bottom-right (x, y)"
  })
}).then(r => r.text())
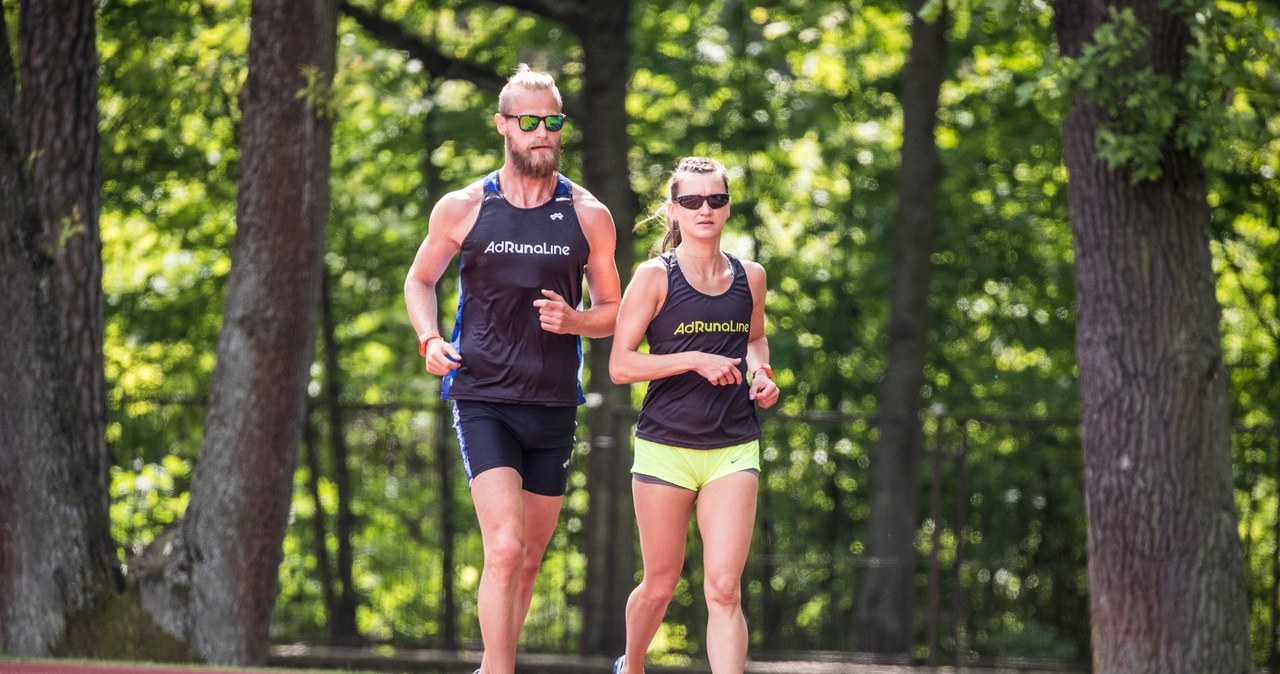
top-left (620, 479), bottom-right (697, 674)
top-left (695, 471), bottom-right (759, 674)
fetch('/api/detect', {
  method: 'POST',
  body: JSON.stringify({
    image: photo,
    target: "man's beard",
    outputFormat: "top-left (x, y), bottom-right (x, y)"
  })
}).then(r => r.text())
top-left (509, 140), bottom-right (561, 179)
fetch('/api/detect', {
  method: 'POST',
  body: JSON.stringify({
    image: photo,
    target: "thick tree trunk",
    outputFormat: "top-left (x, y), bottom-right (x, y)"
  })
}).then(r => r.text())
top-left (1054, 3), bottom-right (1252, 672)
top-left (853, 0), bottom-right (946, 656)
top-left (21, 0), bottom-right (113, 559)
top-left (574, 1), bottom-right (640, 657)
top-left (137, 0), bottom-right (338, 664)
top-left (0, 0), bottom-right (119, 655)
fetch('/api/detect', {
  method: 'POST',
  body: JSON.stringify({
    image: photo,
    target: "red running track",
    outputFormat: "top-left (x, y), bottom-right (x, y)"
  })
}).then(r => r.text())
top-left (0, 663), bottom-right (262, 674)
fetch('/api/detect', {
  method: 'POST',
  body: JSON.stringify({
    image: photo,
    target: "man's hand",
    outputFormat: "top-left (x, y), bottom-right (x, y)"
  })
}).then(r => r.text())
top-left (422, 338), bottom-right (461, 376)
top-left (534, 289), bottom-right (580, 334)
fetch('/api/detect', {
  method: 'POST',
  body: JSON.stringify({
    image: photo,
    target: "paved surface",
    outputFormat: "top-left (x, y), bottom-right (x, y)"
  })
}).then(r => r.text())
top-left (268, 644), bottom-right (1085, 673)
top-left (1, 648), bottom-right (1087, 674)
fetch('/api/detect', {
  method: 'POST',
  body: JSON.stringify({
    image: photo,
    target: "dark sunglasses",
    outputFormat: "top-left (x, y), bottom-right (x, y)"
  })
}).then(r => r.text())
top-left (500, 113), bottom-right (566, 132)
top-left (672, 193), bottom-right (730, 210)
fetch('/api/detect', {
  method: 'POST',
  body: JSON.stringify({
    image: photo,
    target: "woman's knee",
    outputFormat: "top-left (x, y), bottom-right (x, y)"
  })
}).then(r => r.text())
top-left (637, 576), bottom-right (680, 607)
top-left (703, 574), bottom-right (742, 610)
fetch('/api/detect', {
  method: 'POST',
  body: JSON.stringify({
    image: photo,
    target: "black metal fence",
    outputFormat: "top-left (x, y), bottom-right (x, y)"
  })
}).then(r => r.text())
top-left (110, 397), bottom-right (1280, 669)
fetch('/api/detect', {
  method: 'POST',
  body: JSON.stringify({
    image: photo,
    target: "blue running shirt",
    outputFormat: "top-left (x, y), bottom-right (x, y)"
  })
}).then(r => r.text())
top-left (442, 172), bottom-right (589, 405)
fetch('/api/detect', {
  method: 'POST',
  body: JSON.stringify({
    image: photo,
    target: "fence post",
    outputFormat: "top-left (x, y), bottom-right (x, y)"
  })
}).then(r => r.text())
top-left (926, 403), bottom-right (946, 666)
top-left (952, 420), bottom-right (971, 665)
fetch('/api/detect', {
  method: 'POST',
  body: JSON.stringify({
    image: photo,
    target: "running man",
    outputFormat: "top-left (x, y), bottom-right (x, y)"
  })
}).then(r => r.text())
top-left (404, 64), bottom-right (621, 674)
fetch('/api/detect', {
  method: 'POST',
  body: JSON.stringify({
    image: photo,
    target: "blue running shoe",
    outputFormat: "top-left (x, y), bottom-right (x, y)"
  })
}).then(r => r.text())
top-left (612, 656), bottom-right (624, 674)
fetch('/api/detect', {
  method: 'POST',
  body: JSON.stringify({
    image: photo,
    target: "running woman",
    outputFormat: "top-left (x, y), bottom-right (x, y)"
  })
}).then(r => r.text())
top-left (609, 156), bottom-right (780, 674)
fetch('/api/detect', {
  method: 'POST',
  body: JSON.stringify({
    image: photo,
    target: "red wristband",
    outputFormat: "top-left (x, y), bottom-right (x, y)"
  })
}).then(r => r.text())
top-left (753, 363), bottom-right (773, 380)
top-left (418, 334), bottom-right (442, 358)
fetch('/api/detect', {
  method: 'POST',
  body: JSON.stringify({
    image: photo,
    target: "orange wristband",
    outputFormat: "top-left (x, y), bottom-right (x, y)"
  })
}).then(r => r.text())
top-left (418, 334), bottom-right (442, 358)
top-left (753, 363), bottom-right (773, 380)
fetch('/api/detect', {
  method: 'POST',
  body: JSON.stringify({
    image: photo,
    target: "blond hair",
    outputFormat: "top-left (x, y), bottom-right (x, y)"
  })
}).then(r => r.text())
top-left (644, 156), bottom-right (730, 254)
top-left (498, 63), bottom-right (562, 113)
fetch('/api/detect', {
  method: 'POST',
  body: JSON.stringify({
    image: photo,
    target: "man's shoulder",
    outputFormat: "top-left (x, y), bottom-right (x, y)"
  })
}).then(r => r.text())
top-left (432, 178), bottom-right (487, 218)
top-left (567, 181), bottom-right (616, 234)
top-left (445, 178), bottom-right (489, 204)
top-left (426, 179), bottom-right (492, 242)
top-left (565, 179), bottom-right (606, 212)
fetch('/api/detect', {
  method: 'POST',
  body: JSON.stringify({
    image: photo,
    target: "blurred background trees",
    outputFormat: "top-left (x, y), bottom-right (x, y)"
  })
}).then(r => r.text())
top-left (1, 0), bottom-right (1278, 670)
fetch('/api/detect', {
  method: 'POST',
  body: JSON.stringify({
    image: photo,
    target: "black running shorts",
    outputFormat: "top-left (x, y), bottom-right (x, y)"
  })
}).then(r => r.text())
top-left (451, 400), bottom-right (577, 496)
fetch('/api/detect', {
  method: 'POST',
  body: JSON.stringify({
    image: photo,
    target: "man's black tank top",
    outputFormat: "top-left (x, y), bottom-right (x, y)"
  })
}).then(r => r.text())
top-left (635, 251), bottom-right (762, 448)
top-left (442, 171), bottom-right (589, 406)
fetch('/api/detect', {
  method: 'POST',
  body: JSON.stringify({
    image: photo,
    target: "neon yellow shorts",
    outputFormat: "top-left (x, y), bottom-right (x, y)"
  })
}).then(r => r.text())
top-left (632, 437), bottom-right (761, 492)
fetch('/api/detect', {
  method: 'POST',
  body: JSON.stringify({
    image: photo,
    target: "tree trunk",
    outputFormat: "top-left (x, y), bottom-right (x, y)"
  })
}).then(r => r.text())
top-left (21, 0), bottom-right (113, 561)
top-left (1054, 3), bottom-right (1252, 672)
top-left (137, 0), bottom-right (338, 664)
top-left (853, 0), bottom-right (947, 656)
top-left (573, 1), bottom-right (640, 657)
top-left (0, 0), bottom-right (120, 654)
top-left (319, 269), bottom-right (362, 644)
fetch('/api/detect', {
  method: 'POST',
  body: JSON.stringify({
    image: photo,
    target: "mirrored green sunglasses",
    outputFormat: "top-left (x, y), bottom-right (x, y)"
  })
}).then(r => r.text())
top-left (500, 113), bottom-right (566, 132)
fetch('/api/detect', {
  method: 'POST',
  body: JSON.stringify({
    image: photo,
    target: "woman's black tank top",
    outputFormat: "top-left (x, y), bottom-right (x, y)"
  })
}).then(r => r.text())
top-left (635, 251), bottom-right (762, 448)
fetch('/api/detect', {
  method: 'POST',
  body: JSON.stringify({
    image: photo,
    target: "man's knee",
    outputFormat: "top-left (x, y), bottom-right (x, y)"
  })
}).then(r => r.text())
top-left (484, 531), bottom-right (526, 573)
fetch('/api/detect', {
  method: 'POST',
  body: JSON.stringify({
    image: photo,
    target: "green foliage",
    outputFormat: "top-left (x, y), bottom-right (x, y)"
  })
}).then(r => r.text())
top-left (111, 455), bottom-right (192, 557)
top-left (297, 65), bottom-right (340, 120)
top-left (947, 420), bottom-right (1089, 661)
top-left (95, 0), bottom-right (1280, 667)
top-left (50, 205), bottom-right (88, 257)
top-left (932, 2), bottom-right (1076, 421)
top-left (1055, 7), bottom-right (1178, 181)
top-left (99, 0), bottom-right (246, 453)
top-left (1051, 2), bottom-right (1280, 183)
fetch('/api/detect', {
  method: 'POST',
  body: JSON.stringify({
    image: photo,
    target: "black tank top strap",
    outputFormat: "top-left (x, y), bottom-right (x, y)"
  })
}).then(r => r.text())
top-left (660, 250), bottom-right (678, 274)
top-left (723, 252), bottom-right (744, 281)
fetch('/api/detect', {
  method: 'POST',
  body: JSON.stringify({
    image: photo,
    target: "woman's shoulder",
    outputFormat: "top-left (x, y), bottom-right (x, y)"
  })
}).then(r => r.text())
top-left (738, 257), bottom-right (767, 295)
top-left (723, 252), bottom-right (765, 279)
top-left (634, 255), bottom-right (672, 279)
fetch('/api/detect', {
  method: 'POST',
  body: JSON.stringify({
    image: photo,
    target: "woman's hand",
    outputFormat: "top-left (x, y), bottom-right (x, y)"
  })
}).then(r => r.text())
top-left (749, 371), bottom-right (780, 408)
top-left (689, 353), bottom-right (743, 386)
